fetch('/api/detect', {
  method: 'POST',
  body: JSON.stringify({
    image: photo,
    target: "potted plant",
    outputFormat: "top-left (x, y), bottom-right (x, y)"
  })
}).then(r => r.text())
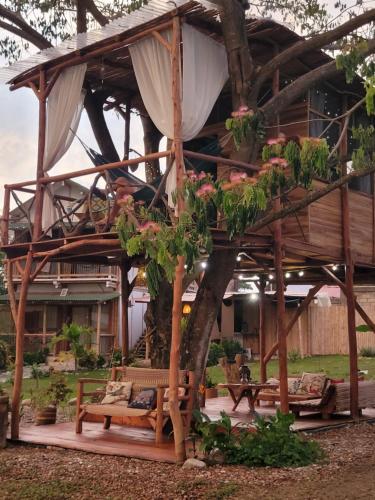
top-left (205, 374), bottom-right (218, 399)
top-left (0, 384), bottom-right (9, 448)
top-left (31, 375), bottom-right (72, 426)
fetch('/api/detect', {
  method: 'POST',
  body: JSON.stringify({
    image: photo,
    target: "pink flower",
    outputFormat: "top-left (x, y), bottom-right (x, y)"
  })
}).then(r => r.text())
top-left (267, 138), bottom-right (279, 145)
top-left (117, 194), bottom-right (134, 207)
top-left (230, 171), bottom-right (248, 184)
top-left (196, 183), bottom-right (216, 198)
top-left (269, 157), bottom-right (288, 167)
top-left (198, 171), bottom-right (207, 180)
top-left (138, 221), bottom-right (161, 233)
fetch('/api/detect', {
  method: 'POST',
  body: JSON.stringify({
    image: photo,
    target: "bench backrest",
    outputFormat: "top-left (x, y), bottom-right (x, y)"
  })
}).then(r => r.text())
top-left (334, 381), bottom-right (375, 411)
top-left (111, 366), bottom-right (188, 398)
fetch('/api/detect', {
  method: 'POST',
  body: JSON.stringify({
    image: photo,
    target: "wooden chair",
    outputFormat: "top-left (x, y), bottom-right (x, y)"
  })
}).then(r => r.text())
top-left (76, 366), bottom-right (194, 445)
top-left (289, 381), bottom-right (375, 419)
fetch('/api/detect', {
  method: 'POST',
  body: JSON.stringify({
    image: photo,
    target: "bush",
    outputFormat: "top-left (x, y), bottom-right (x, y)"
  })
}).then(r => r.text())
top-left (0, 340), bottom-right (9, 370)
top-left (359, 347), bottom-right (375, 357)
top-left (193, 410), bottom-right (324, 468)
top-left (109, 348), bottom-right (123, 367)
top-left (207, 342), bottom-right (225, 367)
top-left (221, 339), bottom-right (243, 361)
top-left (288, 349), bottom-right (301, 362)
top-left (24, 348), bottom-right (49, 366)
top-left (78, 349), bottom-right (104, 370)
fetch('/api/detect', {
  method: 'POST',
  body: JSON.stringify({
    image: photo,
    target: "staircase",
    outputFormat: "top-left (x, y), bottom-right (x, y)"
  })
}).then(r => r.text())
top-left (133, 331), bottom-right (146, 358)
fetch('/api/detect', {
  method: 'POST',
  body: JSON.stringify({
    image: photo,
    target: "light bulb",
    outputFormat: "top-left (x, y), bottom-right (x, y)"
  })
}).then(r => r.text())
top-left (298, 271), bottom-right (304, 277)
top-left (285, 272), bottom-right (291, 278)
top-left (269, 274), bottom-right (274, 280)
top-left (201, 261), bottom-right (207, 269)
top-left (249, 293), bottom-right (258, 301)
top-left (332, 264), bottom-right (338, 271)
top-left (236, 255), bottom-right (241, 262)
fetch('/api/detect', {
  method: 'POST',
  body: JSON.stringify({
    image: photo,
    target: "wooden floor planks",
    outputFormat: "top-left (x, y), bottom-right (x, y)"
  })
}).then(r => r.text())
top-left (11, 396), bottom-right (375, 462)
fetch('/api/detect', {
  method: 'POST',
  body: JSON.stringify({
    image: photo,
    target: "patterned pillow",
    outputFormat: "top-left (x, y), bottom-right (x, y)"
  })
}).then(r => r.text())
top-left (101, 381), bottom-right (133, 405)
top-left (262, 377), bottom-right (279, 393)
top-left (163, 387), bottom-right (186, 411)
top-left (128, 388), bottom-right (157, 409)
top-left (296, 373), bottom-right (326, 396)
top-left (287, 377), bottom-right (301, 395)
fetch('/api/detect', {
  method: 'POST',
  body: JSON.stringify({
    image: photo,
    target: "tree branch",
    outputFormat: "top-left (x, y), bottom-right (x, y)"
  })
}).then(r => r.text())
top-left (250, 8), bottom-right (375, 103)
top-left (0, 5), bottom-right (52, 50)
top-left (83, 0), bottom-right (109, 27)
top-left (249, 164), bottom-right (375, 234)
top-left (261, 38), bottom-right (375, 122)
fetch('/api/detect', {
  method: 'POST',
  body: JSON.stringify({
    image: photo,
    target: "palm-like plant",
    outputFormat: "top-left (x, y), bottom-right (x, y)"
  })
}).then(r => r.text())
top-left (51, 323), bottom-right (93, 372)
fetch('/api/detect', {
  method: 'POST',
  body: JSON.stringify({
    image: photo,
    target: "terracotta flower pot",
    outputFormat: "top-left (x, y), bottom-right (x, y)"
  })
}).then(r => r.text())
top-left (0, 394), bottom-right (9, 448)
top-left (205, 387), bottom-right (218, 399)
top-left (35, 405), bottom-right (57, 426)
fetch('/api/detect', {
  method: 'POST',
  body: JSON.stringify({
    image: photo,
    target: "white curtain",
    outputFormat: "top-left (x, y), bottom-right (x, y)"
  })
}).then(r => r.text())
top-left (42, 64), bottom-right (86, 232)
top-left (129, 24), bottom-right (228, 203)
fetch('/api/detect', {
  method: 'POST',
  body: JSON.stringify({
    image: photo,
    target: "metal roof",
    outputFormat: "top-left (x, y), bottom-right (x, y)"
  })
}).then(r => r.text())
top-left (0, 0), bottom-right (219, 85)
top-left (0, 292), bottom-right (119, 303)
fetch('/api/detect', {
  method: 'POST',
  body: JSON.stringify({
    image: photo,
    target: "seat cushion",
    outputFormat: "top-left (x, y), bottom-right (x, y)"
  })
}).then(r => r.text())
top-left (296, 372), bottom-right (326, 396)
top-left (163, 387), bottom-right (186, 411)
top-left (81, 403), bottom-right (151, 418)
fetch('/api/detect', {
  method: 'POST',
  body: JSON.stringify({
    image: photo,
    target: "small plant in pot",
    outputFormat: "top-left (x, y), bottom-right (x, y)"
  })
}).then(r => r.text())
top-left (205, 374), bottom-right (218, 399)
top-left (30, 375), bottom-right (72, 425)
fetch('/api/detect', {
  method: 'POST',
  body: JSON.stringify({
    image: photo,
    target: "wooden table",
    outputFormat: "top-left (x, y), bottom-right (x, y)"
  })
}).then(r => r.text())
top-left (218, 383), bottom-right (279, 417)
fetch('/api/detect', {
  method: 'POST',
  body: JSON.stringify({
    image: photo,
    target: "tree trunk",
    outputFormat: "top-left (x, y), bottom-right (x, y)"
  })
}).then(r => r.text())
top-left (140, 115), bottom-right (162, 182)
top-left (144, 280), bottom-right (173, 368)
top-left (84, 88), bottom-right (120, 163)
top-left (182, 249), bottom-right (237, 391)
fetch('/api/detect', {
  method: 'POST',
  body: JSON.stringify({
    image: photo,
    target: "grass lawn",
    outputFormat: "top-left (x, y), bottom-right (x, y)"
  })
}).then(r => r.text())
top-left (2, 368), bottom-right (110, 400)
top-left (207, 354), bottom-right (375, 386)
top-left (2, 355), bottom-right (375, 399)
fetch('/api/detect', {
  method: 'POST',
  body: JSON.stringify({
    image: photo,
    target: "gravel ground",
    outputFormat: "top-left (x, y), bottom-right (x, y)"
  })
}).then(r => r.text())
top-left (1, 423), bottom-right (375, 500)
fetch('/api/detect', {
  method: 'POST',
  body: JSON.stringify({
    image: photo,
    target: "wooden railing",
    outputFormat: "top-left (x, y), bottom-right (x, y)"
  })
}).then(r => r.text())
top-left (10, 262), bottom-right (118, 282)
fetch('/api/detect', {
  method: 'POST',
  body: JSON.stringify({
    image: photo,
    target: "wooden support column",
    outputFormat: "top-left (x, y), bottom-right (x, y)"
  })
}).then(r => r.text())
top-left (11, 251), bottom-right (33, 439)
top-left (32, 70), bottom-right (47, 241)
top-left (1, 186), bottom-right (10, 245)
top-left (120, 261), bottom-right (130, 362)
top-left (274, 200), bottom-right (288, 414)
top-left (168, 15), bottom-right (186, 463)
top-left (258, 279), bottom-right (267, 383)
top-left (42, 304), bottom-right (47, 346)
top-left (96, 302), bottom-right (102, 354)
top-left (124, 100), bottom-right (131, 162)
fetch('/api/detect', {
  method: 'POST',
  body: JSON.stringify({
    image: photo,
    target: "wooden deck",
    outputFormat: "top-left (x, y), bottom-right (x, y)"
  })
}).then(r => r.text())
top-left (10, 396), bottom-right (375, 462)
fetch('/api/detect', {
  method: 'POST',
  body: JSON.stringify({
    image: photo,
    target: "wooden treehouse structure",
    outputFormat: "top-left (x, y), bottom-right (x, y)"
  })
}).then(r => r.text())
top-left (1, 0), bottom-right (375, 460)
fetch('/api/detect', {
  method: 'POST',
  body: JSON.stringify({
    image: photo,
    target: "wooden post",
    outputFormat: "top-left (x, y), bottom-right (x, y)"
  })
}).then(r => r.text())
top-left (258, 279), bottom-right (267, 383)
top-left (42, 304), bottom-right (47, 346)
top-left (33, 70), bottom-right (47, 241)
top-left (124, 100), bottom-right (131, 162)
top-left (297, 314), bottom-right (304, 359)
top-left (340, 96), bottom-right (359, 419)
top-left (11, 251), bottom-right (33, 439)
top-left (274, 200), bottom-right (288, 414)
top-left (168, 15), bottom-right (186, 463)
top-left (120, 261), bottom-right (130, 361)
top-left (1, 186), bottom-right (10, 245)
top-left (96, 302), bottom-right (102, 354)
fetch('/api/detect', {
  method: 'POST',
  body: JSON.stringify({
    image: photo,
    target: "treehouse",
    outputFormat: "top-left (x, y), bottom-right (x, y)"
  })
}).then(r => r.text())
top-left (0, 0), bottom-right (374, 460)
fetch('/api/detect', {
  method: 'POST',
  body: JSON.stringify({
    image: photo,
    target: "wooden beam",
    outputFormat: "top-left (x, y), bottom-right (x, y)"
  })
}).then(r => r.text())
top-left (1, 187), bottom-right (10, 245)
top-left (183, 150), bottom-right (260, 173)
top-left (152, 30), bottom-right (172, 52)
top-left (123, 100), bottom-right (131, 161)
top-left (274, 198), bottom-right (288, 414)
top-left (258, 279), bottom-right (267, 383)
top-left (263, 283), bottom-right (323, 363)
top-left (11, 251), bottom-right (33, 439)
top-left (32, 70), bottom-right (47, 241)
top-left (120, 261), bottom-right (130, 361)
top-left (169, 15), bottom-right (186, 464)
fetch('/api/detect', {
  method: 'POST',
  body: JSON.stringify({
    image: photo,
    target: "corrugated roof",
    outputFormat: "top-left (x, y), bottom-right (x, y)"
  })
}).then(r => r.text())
top-left (0, 292), bottom-right (119, 303)
top-left (0, 0), bottom-right (219, 85)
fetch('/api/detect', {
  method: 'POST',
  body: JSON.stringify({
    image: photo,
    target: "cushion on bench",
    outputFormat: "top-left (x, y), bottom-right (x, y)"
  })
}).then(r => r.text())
top-left (81, 403), bottom-right (152, 418)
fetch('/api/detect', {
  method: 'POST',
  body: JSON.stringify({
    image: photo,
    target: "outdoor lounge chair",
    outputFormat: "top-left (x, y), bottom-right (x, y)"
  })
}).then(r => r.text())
top-left (289, 381), bottom-right (375, 419)
top-left (75, 367), bottom-right (194, 444)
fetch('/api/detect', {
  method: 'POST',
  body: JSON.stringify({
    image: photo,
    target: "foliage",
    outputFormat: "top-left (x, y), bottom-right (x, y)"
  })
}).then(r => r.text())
top-left (0, 340), bottom-right (9, 370)
top-left (205, 374), bottom-right (216, 388)
top-left (193, 409), bottom-right (324, 468)
top-left (78, 349), bottom-right (106, 369)
top-left (51, 323), bottom-right (93, 371)
top-left (225, 107), bottom-right (265, 149)
top-left (30, 374), bottom-right (72, 410)
top-left (356, 324), bottom-right (373, 333)
top-left (109, 348), bottom-right (123, 367)
top-left (288, 349), bottom-right (301, 362)
top-left (359, 347), bottom-right (375, 358)
top-left (221, 339), bottom-right (243, 362)
top-left (351, 126), bottom-right (375, 171)
top-left (30, 363), bottom-right (49, 387)
top-left (207, 342), bottom-right (225, 367)
top-left (23, 348), bottom-right (49, 366)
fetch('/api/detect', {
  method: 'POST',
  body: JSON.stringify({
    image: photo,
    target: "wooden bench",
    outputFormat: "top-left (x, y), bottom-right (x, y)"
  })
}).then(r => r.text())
top-left (76, 367), bottom-right (194, 444)
top-left (289, 381), bottom-right (375, 419)
top-left (256, 377), bottom-right (329, 405)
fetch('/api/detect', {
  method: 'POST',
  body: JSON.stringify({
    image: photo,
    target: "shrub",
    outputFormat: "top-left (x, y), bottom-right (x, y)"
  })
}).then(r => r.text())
top-left (0, 340), bottom-right (9, 370)
top-left (109, 348), bottom-right (123, 367)
top-left (78, 349), bottom-right (106, 370)
top-left (221, 339), bottom-right (243, 362)
top-left (207, 342), bottom-right (225, 367)
top-left (23, 348), bottom-right (49, 366)
top-left (193, 410), bottom-right (324, 468)
top-left (359, 347), bottom-right (375, 357)
top-left (97, 354), bottom-right (106, 368)
top-left (288, 349), bottom-right (301, 362)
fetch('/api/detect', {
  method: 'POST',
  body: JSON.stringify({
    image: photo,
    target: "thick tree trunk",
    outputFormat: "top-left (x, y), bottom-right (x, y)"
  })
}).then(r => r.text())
top-left (140, 115), bottom-right (162, 182)
top-left (181, 249), bottom-right (237, 391)
top-left (144, 280), bottom-right (173, 368)
top-left (84, 89), bottom-right (120, 163)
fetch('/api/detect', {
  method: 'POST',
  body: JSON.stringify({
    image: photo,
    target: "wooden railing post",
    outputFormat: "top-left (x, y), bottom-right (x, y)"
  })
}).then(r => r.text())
top-left (1, 186), bottom-right (10, 245)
